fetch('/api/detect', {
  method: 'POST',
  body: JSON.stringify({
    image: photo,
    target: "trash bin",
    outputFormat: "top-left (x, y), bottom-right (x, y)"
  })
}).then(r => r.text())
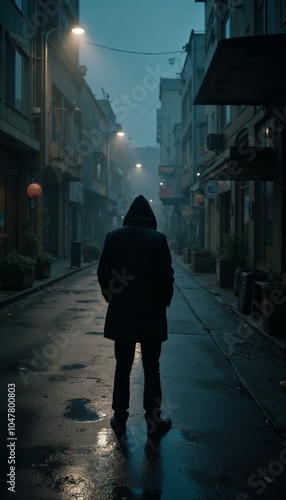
top-left (70, 240), bottom-right (81, 268)
top-left (238, 270), bottom-right (268, 314)
top-left (233, 267), bottom-right (250, 297)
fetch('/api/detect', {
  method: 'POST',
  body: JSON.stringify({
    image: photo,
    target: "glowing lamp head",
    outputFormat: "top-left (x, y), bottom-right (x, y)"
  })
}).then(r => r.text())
top-left (72, 26), bottom-right (85, 35)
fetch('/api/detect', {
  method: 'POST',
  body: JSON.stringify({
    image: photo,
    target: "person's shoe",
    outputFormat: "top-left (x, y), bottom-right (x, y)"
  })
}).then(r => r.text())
top-left (146, 417), bottom-right (172, 436)
top-left (110, 416), bottom-right (126, 436)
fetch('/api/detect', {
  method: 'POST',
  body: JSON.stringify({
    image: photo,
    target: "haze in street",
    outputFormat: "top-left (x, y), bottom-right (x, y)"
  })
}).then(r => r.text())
top-left (79, 1), bottom-right (204, 147)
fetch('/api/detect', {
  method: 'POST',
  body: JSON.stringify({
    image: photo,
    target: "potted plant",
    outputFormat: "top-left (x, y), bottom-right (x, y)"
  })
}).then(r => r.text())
top-left (33, 252), bottom-right (54, 279)
top-left (0, 252), bottom-right (36, 290)
top-left (261, 270), bottom-right (286, 336)
top-left (216, 231), bottom-right (245, 288)
top-left (191, 242), bottom-right (214, 273)
top-left (174, 228), bottom-right (188, 255)
top-left (183, 240), bottom-right (194, 264)
top-left (88, 243), bottom-right (101, 260)
top-left (83, 245), bottom-right (93, 262)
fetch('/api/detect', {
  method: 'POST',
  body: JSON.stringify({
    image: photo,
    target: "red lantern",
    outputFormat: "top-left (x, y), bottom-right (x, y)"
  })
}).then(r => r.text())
top-left (27, 182), bottom-right (42, 199)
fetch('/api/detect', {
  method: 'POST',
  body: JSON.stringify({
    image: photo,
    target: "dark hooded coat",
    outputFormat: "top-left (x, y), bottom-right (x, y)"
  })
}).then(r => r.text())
top-left (97, 195), bottom-right (174, 342)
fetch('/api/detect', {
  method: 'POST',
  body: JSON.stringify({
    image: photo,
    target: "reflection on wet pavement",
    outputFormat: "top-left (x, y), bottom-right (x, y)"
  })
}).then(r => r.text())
top-left (13, 420), bottom-right (228, 499)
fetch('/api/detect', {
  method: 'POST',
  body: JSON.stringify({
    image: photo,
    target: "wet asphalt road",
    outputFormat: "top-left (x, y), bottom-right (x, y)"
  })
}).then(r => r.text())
top-left (0, 262), bottom-right (286, 499)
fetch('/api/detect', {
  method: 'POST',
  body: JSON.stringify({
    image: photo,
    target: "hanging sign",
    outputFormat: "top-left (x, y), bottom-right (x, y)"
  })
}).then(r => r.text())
top-left (26, 182), bottom-right (42, 199)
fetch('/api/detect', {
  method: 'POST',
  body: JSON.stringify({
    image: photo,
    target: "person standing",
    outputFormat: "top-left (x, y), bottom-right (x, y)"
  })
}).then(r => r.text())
top-left (97, 195), bottom-right (174, 437)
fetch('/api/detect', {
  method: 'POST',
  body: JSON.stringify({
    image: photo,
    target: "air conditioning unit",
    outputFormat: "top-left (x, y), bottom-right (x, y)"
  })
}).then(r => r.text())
top-left (206, 133), bottom-right (224, 151)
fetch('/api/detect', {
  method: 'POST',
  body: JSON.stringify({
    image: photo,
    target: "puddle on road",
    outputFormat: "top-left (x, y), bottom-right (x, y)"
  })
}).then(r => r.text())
top-left (181, 286), bottom-right (200, 290)
top-left (85, 331), bottom-right (103, 336)
top-left (64, 398), bottom-right (105, 422)
top-left (61, 364), bottom-right (86, 371)
top-left (77, 299), bottom-right (99, 303)
top-left (67, 307), bottom-right (88, 312)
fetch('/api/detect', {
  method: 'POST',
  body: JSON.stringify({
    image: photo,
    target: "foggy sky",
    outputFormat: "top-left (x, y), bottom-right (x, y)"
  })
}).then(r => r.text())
top-left (79, 1), bottom-right (204, 148)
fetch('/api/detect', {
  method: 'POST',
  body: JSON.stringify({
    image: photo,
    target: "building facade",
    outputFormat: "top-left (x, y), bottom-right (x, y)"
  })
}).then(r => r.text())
top-left (193, 0), bottom-right (286, 274)
top-left (180, 30), bottom-right (206, 248)
top-left (156, 78), bottom-right (182, 237)
top-left (0, 0), bottom-right (130, 262)
top-left (0, 0), bottom-right (39, 258)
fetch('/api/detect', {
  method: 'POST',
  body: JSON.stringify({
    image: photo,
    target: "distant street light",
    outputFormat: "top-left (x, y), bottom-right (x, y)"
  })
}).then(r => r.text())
top-left (105, 127), bottom-right (125, 210)
top-left (135, 163), bottom-right (142, 168)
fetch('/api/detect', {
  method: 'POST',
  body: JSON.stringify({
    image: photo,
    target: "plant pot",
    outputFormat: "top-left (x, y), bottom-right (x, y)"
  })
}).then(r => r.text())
top-left (192, 252), bottom-right (213, 272)
top-left (83, 250), bottom-right (93, 263)
top-left (35, 262), bottom-right (52, 279)
top-left (90, 248), bottom-right (100, 260)
top-left (0, 269), bottom-right (35, 290)
top-left (216, 259), bottom-right (245, 288)
top-left (183, 247), bottom-right (192, 264)
top-left (261, 288), bottom-right (286, 336)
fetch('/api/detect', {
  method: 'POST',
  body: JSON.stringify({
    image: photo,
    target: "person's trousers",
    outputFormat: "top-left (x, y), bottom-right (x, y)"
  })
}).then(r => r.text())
top-left (112, 340), bottom-right (162, 423)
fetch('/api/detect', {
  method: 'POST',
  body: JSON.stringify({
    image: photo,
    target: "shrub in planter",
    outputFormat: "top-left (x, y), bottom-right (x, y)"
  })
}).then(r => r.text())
top-left (216, 231), bottom-right (245, 288)
top-left (191, 249), bottom-right (214, 273)
top-left (0, 252), bottom-right (36, 290)
top-left (261, 270), bottom-right (286, 336)
top-left (83, 243), bottom-right (101, 262)
top-left (32, 252), bottom-right (54, 279)
top-left (183, 240), bottom-right (199, 264)
top-left (88, 243), bottom-right (101, 260)
top-left (83, 247), bottom-right (93, 262)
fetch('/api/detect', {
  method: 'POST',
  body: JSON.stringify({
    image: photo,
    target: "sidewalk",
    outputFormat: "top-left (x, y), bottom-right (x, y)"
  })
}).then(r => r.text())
top-left (172, 252), bottom-right (286, 433)
top-left (0, 258), bottom-right (97, 308)
top-left (172, 252), bottom-right (286, 358)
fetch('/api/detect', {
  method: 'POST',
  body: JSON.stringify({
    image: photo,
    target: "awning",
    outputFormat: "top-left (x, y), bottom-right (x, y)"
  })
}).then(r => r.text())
top-left (194, 34), bottom-right (286, 106)
top-left (159, 187), bottom-right (184, 206)
top-left (202, 146), bottom-right (274, 181)
top-left (190, 180), bottom-right (205, 193)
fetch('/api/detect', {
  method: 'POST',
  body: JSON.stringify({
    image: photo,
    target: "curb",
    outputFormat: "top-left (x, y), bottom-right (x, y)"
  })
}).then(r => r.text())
top-left (0, 261), bottom-right (97, 309)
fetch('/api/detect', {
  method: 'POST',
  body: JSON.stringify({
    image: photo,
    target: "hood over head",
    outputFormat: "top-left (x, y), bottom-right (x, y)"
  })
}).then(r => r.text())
top-left (123, 195), bottom-right (157, 230)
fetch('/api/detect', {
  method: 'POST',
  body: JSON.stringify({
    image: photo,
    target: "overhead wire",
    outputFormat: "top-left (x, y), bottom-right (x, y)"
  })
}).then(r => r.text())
top-left (80, 38), bottom-right (207, 134)
top-left (81, 39), bottom-right (184, 55)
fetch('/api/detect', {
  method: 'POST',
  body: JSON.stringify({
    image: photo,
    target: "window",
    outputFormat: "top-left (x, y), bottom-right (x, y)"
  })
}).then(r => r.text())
top-left (256, 181), bottom-right (273, 264)
top-left (14, 0), bottom-right (23, 10)
top-left (281, 0), bottom-right (286, 23)
top-left (255, 0), bottom-right (275, 34)
top-left (222, 13), bottom-right (230, 39)
top-left (5, 36), bottom-right (29, 114)
top-left (207, 7), bottom-right (216, 50)
top-left (13, 0), bottom-right (29, 17)
top-left (92, 154), bottom-right (102, 181)
top-left (15, 52), bottom-right (23, 112)
top-left (219, 105), bottom-right (231, 130)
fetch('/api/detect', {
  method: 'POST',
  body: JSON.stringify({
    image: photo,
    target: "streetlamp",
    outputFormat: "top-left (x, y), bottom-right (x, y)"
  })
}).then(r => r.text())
top-left (105, 126), bottom-right (125, 221)
top-left (42, 25), bottom-right (85, 172)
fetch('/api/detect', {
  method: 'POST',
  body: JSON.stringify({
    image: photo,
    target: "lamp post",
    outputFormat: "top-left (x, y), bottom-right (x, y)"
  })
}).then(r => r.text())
top-left (105, 127), bottom-right (125, 230)
top-left (42, 25), bottom-right (84, 172)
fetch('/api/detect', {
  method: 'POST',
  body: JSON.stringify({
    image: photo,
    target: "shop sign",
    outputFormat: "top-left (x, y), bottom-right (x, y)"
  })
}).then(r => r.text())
top-left (205, 181), bottom-right (218, 198)
top-left (218, 180), bottom-right (231, 193)
top-left (69, 182), bottom-right (84, 203)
